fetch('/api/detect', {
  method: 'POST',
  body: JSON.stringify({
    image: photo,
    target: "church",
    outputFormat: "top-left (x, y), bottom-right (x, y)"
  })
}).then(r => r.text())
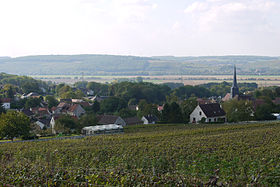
top-left (222, 65), bottom-right (240, 101)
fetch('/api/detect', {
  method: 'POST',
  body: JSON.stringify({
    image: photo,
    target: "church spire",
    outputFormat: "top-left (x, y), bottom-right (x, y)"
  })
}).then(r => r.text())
top-left (231, 65), bottom-right (239, 98)
top-left (233, 65), bottom-right (237, 87)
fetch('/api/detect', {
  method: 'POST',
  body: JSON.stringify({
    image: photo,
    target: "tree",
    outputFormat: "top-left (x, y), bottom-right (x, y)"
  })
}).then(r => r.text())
top-left (22, 81), bottom-right (40, 93)
top-left (222, 99), bottom-right (253, 122)
top-left (25, 97), bottom-right (42, 109)
top-left (168, 102), bottom-right (183, 123)
top-left (100, 97), bottom-right (127, 113)
top-left (91, 101), bottom-right (100, 113)
top-left (117, 108), bottom-right (137, 118)
top-left (55, 115), bottom-right (77, 134)
top-left (0, 111), bottom-right (30, 141)
top-left (162, 102), bottom-right (183, 123)
top-left (45, 95), bottom-right (59, 109)
top-left (181, 97), bottom-right (198, 123)
top-left (0, 100), bottom-right (6, 114)
top-left (79, 114), bottom-right (98, 130)
top-left (255, 104), bottom-right (276, 121)
top-left (2, 84), bottom-right (15, 98)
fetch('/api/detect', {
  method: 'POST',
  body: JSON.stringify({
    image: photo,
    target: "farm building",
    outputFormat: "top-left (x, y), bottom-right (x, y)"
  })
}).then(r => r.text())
top-left (82, 124), bottom-right (124, 135)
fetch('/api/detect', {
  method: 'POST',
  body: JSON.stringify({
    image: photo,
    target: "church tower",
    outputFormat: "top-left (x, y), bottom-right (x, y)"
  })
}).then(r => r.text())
top-left (231, 65), bottom-right (239, 98)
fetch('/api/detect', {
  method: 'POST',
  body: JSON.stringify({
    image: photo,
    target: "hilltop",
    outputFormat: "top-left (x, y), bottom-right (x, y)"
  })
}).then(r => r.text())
top-left (0, 55), bottom-right (279, 76)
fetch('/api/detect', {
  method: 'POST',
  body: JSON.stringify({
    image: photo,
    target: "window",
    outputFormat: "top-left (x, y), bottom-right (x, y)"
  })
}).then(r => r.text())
top-left (214, 118), bottom-right (216, 122)
top-left (199, 111), bottom-right (202, 115)
top-left (209, 119), bottom-right (211, 122)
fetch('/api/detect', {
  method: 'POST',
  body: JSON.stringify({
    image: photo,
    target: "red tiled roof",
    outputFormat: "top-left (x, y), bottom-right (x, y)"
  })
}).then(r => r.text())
top-left (57, 102), bottom-right (69, 108)
top-left (68, 104), bottom-right (79, 112)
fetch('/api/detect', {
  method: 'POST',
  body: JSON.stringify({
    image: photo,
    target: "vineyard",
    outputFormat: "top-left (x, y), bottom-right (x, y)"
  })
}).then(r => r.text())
top-left (1, 122), bottom-right (280, 186)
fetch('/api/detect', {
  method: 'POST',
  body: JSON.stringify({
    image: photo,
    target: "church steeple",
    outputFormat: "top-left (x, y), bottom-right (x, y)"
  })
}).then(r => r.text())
top-left (231, 65), bottom-right (239, 98)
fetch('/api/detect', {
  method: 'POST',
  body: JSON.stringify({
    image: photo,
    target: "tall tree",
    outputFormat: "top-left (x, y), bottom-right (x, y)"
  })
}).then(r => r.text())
top-left (0, 111), bottom-right (30, 141)
top-left (222, 99), bottom-right (253, 122)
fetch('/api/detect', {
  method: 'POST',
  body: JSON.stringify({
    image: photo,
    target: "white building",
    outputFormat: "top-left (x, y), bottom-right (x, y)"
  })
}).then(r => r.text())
top-left (1, 98), bottom-right (11, 110)
top-left (82, 124), bottom-right (123, 135)
top-left (190, 103), bottom-right (226, 123)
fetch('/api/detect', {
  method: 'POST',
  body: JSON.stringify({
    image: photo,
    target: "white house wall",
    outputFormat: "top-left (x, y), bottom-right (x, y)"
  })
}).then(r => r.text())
top-left (2, 103), bottom-right (10, 110)
top-left (190, 106), bottom-right (207, 123)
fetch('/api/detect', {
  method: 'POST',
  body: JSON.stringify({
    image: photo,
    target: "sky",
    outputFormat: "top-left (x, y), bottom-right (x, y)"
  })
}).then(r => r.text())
top-left (0, 0), bottom-right (279, 57)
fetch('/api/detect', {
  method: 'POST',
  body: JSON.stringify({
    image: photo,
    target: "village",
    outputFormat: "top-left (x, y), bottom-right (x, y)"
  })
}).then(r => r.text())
top-left (1, 66), bottom-right (280, 140)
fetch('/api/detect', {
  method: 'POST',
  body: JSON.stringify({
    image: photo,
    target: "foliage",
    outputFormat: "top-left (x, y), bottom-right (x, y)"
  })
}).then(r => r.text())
top-left (137, 100), bottom-right (160, 119)
top-left (0, 100), bottom-right (5, 114)
top-left (200, 82), bottom-right (258, 97)
top-left (109, 82), bottom-right (170, 104)
top-left (0, 111), bottom-right (30, 140)
top-left (45, 95), bottom-right (59, 109)
top-left (25, 97), bottom-right (42, 109)
top-left (55, 115), bottom-right (77, 134)
top-left (117, 108), bottom-right (137, 119)
top-left (254, 104), bottom-right (276, 121)
top-left (161, 102), bottom-right (183, 123)
top-left (100, 97), bottom-right (127, 113)
top-left (78, 114), bottom-right (98, 129)
top-left (2, 123), bottom-right (280, 185)
top-left (86, 82), bottom-right (109, 95)
top-left (171, 85), bottom-right (211, 100)
top-left (222, 99), bottom-right (253, 122)
top-left (181, 97), bottom-right (198, 123)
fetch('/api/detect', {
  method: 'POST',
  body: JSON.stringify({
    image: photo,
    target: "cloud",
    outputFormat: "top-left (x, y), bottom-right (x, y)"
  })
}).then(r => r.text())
top-left (184, 0), bottom-right (279, 32)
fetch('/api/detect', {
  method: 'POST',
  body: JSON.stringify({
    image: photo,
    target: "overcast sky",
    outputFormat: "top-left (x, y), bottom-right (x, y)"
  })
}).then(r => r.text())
top-left (0, 0), bottom-right (279, 57)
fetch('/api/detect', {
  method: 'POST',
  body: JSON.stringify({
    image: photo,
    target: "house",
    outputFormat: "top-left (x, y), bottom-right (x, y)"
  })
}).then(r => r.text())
top-left (87, 89), bottom-right (94, 96)
top-left (124, 116), bottom-right (143, 125)
top-left (0, 98), bottom-right (11, 110)
top-left (21, 109), bottom-right (35, 118)
top-left (21, 92), bottom-right (40, 99)
top-left (91, 95), bottom-right (109, 102)
top-left (35, 118), bottom-right (51, 129)
top-left (141, 114), bottom-right (159, 124)
top-left (190, 103), bottom-right (226, 123)
top-left (67, 104), bottom-right (85, 118)
top-left (157, 105), bottom-right (164, 112)
top-left (97, 115), bottom-right (126, 126)
top-left (30, 107), bottom-right (51, 118)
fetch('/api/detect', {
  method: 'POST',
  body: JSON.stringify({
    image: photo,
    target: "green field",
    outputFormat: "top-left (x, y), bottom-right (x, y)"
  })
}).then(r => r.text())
top-left (1, 122), bottom-right (280, 185)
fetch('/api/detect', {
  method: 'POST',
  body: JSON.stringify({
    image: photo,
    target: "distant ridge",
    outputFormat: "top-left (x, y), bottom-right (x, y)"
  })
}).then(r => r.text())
top-left (0, 54), bottom-right (279, 76)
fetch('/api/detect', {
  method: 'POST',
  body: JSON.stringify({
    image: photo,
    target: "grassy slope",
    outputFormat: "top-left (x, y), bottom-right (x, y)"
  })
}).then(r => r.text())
top-left (1, 122), bottom-right (280, 185)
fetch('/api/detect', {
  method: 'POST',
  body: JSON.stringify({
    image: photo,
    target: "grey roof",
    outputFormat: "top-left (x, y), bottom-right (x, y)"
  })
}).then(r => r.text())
top-left (143, 115), bottom-right (159, 123)
top-left (124, 116), bottom-right (143, 125)
top-left (199, 103), bottom-right (226, 118)
top-left (98, 115), bottom-right (120, 125)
